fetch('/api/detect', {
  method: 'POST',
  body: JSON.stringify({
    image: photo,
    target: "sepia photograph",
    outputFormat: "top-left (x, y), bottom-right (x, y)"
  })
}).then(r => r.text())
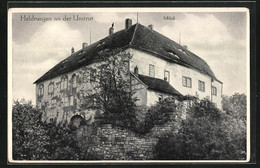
top-left (8, 7), bottom-right (250, 163)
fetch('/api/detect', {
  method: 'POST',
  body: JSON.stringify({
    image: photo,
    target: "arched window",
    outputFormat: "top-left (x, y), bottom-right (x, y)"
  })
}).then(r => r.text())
top-left (48, 82), bottom-right (54, 94)
top-left (38, 84), bottom-right (44, 96)
top-left (72, 74), bottom-right (77, 87)
top-left (61, 75), bottom-right (68, 90)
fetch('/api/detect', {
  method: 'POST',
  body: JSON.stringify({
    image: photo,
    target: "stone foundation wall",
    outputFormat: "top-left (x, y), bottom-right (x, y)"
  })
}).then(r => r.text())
top-left (76, 122), bottom-right (179, 160)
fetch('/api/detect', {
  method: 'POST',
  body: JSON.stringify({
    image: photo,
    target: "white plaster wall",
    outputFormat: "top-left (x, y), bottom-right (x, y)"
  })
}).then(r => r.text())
top-left (35, 63), bottom-right (98, 123)
top-left (212, 80), bottom-right (223, 109)
top-left (147, 90), bottom-right (171, 106)
top-left (127, 48), bottom-right (223, 108)
top-left (131, 75), bottom-right (147, 106)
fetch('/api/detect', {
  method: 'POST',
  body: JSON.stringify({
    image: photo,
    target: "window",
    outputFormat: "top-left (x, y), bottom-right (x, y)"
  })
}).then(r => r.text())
top-left (149, 64), bottom-right (155, 77)
top-left (164, 70), bottom-right (170, 82)
top-left (198, 80), bottom-right (205, 92)
top-left (48, 82), bottom-right (54, 94)
top-left (182, 76), bottom-right (192, 88)
top-left (37, 102), bottom-right (42, 109)
top-left (62, 97), bottom-right (69, 106)
top-left (61, 75), bottom-right (68, 90)
top-left (38, 84), bottom-right (44, 96)
top-left (82, 72), bottom-right (88, 83)
top-left (90, 69), bottom-right (96, 82)
top-left (158, 94), bottom-right (163, 101)
top-left (93, 98), bottom-right (97, 106)
top-left (212, 86), bottom-right (217, 96)
top-left (51, 99), bottom-right (56, 105)
top-left (69, 96), bottom-right (74, 106)
top-left (72, 74), bottom-right (77, 87)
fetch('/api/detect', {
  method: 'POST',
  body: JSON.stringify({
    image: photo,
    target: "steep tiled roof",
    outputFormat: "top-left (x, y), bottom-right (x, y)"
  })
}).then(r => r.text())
top-left (136, 74), bottom-right (182, 96)
top-left (34, 23), bottom-right (220, 84)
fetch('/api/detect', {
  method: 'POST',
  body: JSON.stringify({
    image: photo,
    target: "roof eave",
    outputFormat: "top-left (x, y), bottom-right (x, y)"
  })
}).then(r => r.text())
top-left (129, 45), bottom-right (221, 83)
top-left (147, 88), bottom-right (182, 96)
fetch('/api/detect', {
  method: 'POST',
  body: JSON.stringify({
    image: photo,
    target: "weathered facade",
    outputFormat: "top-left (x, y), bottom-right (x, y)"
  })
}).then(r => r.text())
top-left (34, 18), bottom-right (223, 123)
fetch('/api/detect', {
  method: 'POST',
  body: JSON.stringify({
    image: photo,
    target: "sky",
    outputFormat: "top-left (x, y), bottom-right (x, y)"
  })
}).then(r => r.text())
top-left (11, 9), bottom-right (248, 104)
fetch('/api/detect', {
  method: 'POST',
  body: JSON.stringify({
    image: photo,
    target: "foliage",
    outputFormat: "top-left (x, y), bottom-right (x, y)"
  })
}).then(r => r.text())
top-left (78, 50), bottom-right (138, 130)
top-left (222, 93), bottom-right (247, 121)
top-left (12, 100), bottom-right (82, 160)
top-left (154, 98), bottom-right (246, 160)
top-left (43, 122), bottom-right (81, 160)
top-left (12, 99), bottom-right (50, 160)
top-left (189, 99), bottom-right (222, 120)
top-left (138, 97), bottom-right (180, 133)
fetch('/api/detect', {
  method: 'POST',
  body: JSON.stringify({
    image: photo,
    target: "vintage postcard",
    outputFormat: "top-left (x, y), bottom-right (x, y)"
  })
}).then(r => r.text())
top-left (8, 7), bottom-right (250, 163)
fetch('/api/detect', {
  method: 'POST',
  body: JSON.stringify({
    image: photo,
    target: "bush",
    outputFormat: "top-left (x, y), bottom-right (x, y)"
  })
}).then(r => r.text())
top-left (222, 93), bottom-right (247, 121)
top-left (12, 100), bottom-right (81, 160)
top-left (12, 100), bottom-right (50, 160)
top-left (154, 99), bottom-right (246, 160)
top-left (137, 97), bottom-right (179, 133)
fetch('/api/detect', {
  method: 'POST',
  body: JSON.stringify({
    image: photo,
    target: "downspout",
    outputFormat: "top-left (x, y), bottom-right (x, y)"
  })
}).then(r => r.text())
top-left (210, 78), bottom-right (213, 102)
top-left (35, 84), bottom-right (37, 106)
top-left (221, 83), bottom-right (223, 97)
top-left (128, 58), bottom-right (132, 92)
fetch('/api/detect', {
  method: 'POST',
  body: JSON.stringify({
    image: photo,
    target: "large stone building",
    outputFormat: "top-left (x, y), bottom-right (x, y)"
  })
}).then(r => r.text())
top-left (34, 18), bottom-right (223, 123)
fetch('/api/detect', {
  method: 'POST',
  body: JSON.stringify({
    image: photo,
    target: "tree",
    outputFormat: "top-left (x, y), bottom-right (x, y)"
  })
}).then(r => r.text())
top-left (140, 97), bottom-right (180, 133)
top-left (154, 99), bottom-right (246, 160)
top-left (12, 99), bottom-right (82, 160)
top-left (77, 49), bottom-right (138, 129)
top-left (222, 93), bottom-right (247, 121)
top-left (12, 99), bottom-right (50, 160)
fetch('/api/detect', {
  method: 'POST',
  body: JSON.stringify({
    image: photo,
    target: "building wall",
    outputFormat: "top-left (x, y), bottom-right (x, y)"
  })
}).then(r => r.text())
top-left (130, 75), bottom-right (148, 106)
top-left (35, 64), bottom-right (98, 123)
top-left (211, 79), bottom-right (223, 109)
top-left (131, 74), bottom-right (172, 107)
top-left (146, 90), bottom-right (171, 106)
top-left (36, 47), bottom-right (223, 123)
top-left (127, 48), bottom-right (223, 108)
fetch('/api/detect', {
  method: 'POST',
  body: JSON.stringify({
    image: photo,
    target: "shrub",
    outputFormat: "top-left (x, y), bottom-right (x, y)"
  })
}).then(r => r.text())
top-left (222, 93), bottom-right (247, 121)
top-left (154, 99), bottom-right (246, 160)
top-left (12, 100), bottom-right (50, 160)
top-left (12, 100), bottom-right (81, 160)
top-left (138, 97), bottom-right (180, 133)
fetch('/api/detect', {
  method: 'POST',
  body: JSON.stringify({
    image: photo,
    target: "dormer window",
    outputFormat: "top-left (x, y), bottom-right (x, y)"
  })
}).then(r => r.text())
top-left (38, 84), bottom-right (44, 96)
top-left (61, 75), bottom-right (68, 90)
top-left (167, 51), bottom-right (180, 59)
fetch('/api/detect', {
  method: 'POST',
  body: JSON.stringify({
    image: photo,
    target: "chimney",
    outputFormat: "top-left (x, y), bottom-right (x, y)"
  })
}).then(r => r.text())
top-left (109, 27), bottom-right (114, 35)
top-left (148, 24), bottom-right (153, 30)
top-left (71, 47), bottom-right (75, 54)
top-left (183, 45), bottom-right (187, 49)
top-left (134, 66), bottom-right (139, 74)
top-left (82, 42), bottom-right (88, 49)
top-left (109, 22), bottom-right (114, 35)
top-left (125, 18), bottom-right (132, 29)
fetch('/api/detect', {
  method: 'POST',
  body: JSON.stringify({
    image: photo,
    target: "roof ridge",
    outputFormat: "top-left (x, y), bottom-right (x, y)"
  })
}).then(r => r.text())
top-left (129, 23), bottom-right (139, 45)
